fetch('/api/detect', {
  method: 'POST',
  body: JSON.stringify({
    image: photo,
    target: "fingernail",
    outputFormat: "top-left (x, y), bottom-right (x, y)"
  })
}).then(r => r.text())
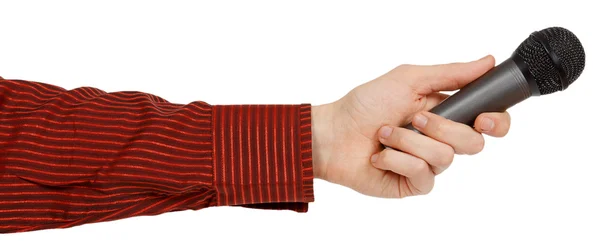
top-left (371, 153), bottom-right (379, 163)
top-left (413, 113), bottom-right (428, 128)
top-left (379, 126), bottom-right (393, 138)
top-left (480, 118), bottom-right (495, 132)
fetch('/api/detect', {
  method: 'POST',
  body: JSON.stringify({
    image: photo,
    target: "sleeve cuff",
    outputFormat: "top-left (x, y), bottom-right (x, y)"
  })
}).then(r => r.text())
top-left (211, 104), bottom-right (315, 212)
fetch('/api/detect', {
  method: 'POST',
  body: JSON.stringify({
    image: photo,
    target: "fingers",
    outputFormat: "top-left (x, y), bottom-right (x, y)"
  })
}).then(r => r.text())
top-left (474, 112), bottom-right (511, 137)
top-left (370, 148), bottom-right (435, 195)
top-left (422, 96), bottom-right (512, 138)
top-left (378, 125), bottom-right (454, 175)
top-left (410, 111), bottom-right (485, 155)
top-left (410, 55), bottom-right (496, 95)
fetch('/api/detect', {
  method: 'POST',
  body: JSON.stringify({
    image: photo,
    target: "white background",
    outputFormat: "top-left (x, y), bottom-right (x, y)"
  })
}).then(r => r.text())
top-left (1, 0), bottom-right (598, 250)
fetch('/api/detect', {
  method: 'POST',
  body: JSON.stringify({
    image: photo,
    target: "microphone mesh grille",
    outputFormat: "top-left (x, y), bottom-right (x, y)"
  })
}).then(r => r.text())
top-left (515, 27), bottom-right (585, 95)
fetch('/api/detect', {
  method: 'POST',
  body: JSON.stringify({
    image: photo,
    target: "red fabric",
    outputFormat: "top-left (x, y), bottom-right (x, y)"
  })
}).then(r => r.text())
top-left (0, 77), bottom-right (314, 233)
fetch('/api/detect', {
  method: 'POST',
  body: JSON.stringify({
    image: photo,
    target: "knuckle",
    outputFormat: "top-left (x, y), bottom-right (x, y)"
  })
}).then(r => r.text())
top-left (396, 64), bottom-right (410, 69)
top-left (415, 159), bottom-right (430, 175)
top-left (437, 145), bottom-right (455, 167)
top-left (391, 129), bottom-right (407, 148)
top-left (392, 64), bottom-right (412, 75)
top-left (421, 178), bottom-right (435, 195)
top-left (432, 166), bottom-right (445, 175)
top-left (468, 135), bottom-right (485, 154)
top-left (432, 119), bottom-right (449, 137)
top-left (398, 63), bottom-right (416, 71)
top-left (379, 150), bottom-right (394, 168)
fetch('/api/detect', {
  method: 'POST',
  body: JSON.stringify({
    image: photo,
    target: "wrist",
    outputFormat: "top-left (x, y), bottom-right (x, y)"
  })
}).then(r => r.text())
top-left (311, 103), bottom-right (335, 180)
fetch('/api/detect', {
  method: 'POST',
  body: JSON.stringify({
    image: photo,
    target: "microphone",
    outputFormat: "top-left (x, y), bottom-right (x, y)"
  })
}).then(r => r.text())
top-left (403, 27), bottom-right (586, 132)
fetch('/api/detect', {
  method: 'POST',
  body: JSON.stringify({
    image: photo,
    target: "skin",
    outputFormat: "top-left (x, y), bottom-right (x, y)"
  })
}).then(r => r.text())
top-left (311, 55), bottom-right (511, 198)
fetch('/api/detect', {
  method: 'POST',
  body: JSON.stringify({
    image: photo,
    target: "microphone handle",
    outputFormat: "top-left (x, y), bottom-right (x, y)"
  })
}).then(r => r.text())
top-left (403, 56), bottom-right (539, 133)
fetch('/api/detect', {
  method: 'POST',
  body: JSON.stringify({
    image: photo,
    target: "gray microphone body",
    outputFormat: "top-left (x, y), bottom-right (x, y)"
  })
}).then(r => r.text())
top-left (404, 55), bottom-right (538, 132)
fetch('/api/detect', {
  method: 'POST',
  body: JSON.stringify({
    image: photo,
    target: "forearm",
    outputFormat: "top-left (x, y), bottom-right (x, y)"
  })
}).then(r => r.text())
top-left (0, 77), bottom-right (314, 233)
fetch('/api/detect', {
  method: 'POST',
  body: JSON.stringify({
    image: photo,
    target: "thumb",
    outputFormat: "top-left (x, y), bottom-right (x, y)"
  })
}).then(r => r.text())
top-left (411, 55), bottom-right (495, 95)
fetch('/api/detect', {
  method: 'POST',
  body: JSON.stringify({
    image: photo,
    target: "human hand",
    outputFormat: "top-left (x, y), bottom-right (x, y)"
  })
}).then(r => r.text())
top-left (311, 55), bottom-right (511, 198)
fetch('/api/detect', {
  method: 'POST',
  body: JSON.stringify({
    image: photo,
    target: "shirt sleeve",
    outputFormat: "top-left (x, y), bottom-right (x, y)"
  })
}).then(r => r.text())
top-left (0, 76), bottom-right (315, 234)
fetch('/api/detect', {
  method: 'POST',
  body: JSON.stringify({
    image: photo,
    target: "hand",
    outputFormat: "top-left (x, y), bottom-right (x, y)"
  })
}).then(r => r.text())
top-left (311, 55), bottom-right (511, 198)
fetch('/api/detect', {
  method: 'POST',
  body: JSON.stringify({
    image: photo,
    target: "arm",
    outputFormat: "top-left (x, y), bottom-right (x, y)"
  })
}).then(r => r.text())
top-left (1, 55), bottom-right (513, 234)
top-left (0, 76), bottom-right (314, 233)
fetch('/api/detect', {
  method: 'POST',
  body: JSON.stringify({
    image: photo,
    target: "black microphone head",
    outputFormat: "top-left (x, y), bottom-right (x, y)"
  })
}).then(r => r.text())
top-left (514, 27), bottom-right (585, 95)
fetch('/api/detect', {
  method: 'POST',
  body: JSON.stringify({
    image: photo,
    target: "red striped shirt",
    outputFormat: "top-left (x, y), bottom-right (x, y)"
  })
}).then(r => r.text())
top-left (0, 76), bottom-right (314, 234)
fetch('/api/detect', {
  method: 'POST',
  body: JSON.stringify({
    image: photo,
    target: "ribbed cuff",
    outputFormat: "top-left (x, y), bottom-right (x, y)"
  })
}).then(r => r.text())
top-left (211, 104), bottom-right (314, 212)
